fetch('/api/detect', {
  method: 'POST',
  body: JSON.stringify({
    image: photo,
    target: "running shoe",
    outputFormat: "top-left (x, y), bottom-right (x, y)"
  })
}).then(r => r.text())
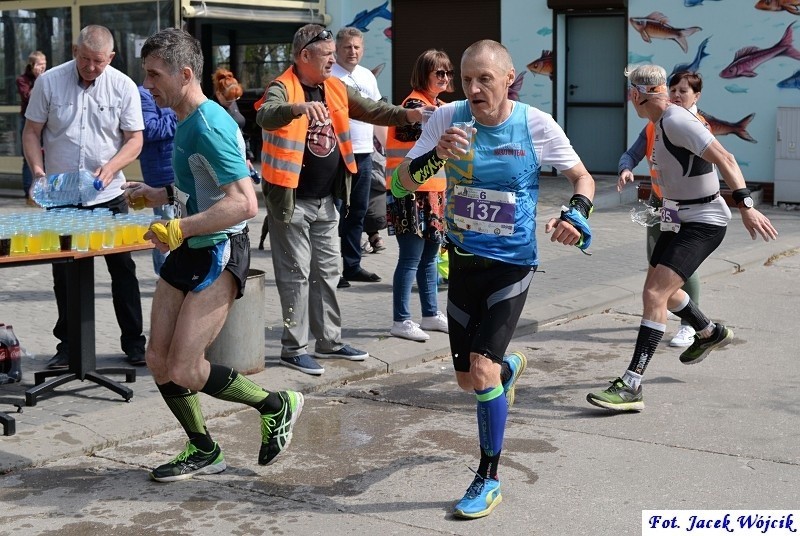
top-left (679, 323), bottom-right (733, 365)
top-left (150, 441), bottom-right (226, 482)
top-left (669, 325), bottom-right (696, 347)
top-left (453, 474), bottom-right (502, 519)
top-left (586, 377), bottom-right (644, 412)
top-left (502, 351), bottom-right (527, 409)
top-left (259, 391), bottom-right (304, 466)
top-left (420, 311), bottom-right (449, 333)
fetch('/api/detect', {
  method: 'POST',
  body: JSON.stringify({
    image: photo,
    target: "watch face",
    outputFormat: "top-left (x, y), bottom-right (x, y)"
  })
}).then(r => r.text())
top-left (742, 197), bottom-right (754, 208)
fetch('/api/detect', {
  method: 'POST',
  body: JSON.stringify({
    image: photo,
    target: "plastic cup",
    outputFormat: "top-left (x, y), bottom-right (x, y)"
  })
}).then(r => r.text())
top-left (452, 121), bottom-right (474, 152)
top-left (102, 224), bottom-right (116, 249)
top-left (89, 228), bottom-right (104, 251)
top-left (74, 226), bottom-right (90, 252)
top-left (420, 108), bottom-right (434, 124)
top-left (59, 233), bottom-right (73, 252)
top-left (0, 238), bottom-right (10, 257)
top-left (25, 228), bottom-right (43, 254)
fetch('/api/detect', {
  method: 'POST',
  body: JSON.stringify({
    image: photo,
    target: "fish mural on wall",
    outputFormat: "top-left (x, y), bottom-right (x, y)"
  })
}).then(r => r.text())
top-left (699, 110), bottom-right (758, 142)
top-left (527, 50), bottom-right (553, 79)
top-left (383, 27), bottom-right (392, 40)
top-left (778, 69), bottom-right (800, 88)
top-left (719, 22), bottom-right (800, 78)
top-left (629, 12), bottom-right (702, 52)
top-left (629, 52), bottom-right (655, 63)
top-left (724, 83), bottom-right (750, 93)
top-left (508, 72), bottom-right (526, 101)
top-left (755, 0), bottom-right (800, 15)
top-left (684, 0), bottom-right (723, 6)
top-left (670, 37), bottom-right (710, 77)
top-left (371, 63), bottom-right (386, 78)
top-left (537, 27), bottom-right (553, 36)
top-left (345, 0), bottom-right (392, 32)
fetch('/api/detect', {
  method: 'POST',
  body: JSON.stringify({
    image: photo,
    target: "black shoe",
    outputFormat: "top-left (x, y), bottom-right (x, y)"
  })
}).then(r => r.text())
top-left (337, 277), bottom-right (351, 289)
top-left (46, 351), bottom-right (69, 370)
top-left (150, 441), bottom-right (226, 482)
top-left (125, 347), bottom-right (147, 366)
top-left (344, 268), bottom-right (381, 283)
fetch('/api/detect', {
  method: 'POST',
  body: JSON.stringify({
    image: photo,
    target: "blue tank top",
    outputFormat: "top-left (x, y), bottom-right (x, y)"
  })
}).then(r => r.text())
top-left (445, 100), bottom-right (540, 266)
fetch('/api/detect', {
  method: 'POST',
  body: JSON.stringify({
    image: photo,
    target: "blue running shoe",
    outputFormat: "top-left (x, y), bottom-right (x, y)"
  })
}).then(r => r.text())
top-left (453, 474), bottom-right (502, 519)
top-left (502, 351), bottom-right (527, 408)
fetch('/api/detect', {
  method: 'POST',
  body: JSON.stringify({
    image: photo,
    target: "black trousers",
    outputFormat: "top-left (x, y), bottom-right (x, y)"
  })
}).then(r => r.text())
top-left (52, 194), bottom-right (146, 355)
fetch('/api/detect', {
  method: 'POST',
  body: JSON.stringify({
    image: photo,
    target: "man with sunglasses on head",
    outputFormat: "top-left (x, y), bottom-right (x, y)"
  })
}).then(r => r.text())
top-left (256, 24), bottom-right (427, 376)
top-left (587, 64), bottom-right (778, 412)
top-left (331, 26), bottom-right (386, 287)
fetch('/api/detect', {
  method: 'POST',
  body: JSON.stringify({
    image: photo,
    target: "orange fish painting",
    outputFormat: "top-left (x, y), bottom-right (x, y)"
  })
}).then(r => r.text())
top-left (699, 110), bottom-right (758, 143)
top-left (629, 12), bottom-right (702, 53)
top-left (755, 0), bottom-right (800, 15)
top-left (527, 50), bottom-right (553, 80)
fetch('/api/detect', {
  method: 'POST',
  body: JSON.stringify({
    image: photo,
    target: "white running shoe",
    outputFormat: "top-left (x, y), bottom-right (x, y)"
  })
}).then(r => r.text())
top-left (390, 320), bottom-right (430, 341)
top-left (420, 311), bottom-right (449, 333)
top-left (669, 325), bottom-right (696, 347)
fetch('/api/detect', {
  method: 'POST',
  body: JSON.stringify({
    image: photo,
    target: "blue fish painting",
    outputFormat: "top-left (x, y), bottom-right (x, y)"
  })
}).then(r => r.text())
top-left (684, 0), bottom-right (723, 6)
top-left (724, 84), bottom-right (749, 93)
top-left (628, 52), bottom-right (655, 63)
top-left (537, 27), bottom-right (553, 36)
top-left (345, 1), bottom-right (392, 32)
top-left (778, 69), bottom-right (800, 88)
top-left (670, 37), bottom-right (710, 77)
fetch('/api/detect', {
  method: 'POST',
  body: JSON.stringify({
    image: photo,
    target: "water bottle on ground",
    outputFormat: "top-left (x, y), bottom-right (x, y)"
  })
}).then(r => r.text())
top-left (0, 324), bottom-right (11, 385)
top-left (4, 325), bottom-right (21, 383)
top-left (31, 170), bottom-right (104, 208)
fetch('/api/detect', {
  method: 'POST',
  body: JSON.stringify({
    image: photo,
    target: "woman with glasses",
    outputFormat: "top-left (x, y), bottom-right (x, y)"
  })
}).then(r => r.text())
top-left (385, 49), bottom-right (454, 341)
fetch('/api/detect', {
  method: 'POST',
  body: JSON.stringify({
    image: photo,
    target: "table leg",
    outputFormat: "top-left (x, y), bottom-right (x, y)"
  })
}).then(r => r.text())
top-left (0, 412), bottom-right (15, 436)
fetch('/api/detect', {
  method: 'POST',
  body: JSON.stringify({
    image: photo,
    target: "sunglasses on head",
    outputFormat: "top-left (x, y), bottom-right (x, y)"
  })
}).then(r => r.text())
top-left (301, 29), bottom-right (333, 52)
top-left (434, 69), bottom-right (454, 80)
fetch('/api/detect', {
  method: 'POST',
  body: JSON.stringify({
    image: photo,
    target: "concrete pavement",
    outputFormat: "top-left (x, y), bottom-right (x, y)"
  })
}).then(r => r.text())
top-left (0, 176), bottom-right (798, 534)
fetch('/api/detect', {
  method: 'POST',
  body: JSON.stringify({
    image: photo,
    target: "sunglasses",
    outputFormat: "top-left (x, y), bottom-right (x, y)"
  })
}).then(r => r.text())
top-left (434, 69), bottom-right (454, 80)
top-left (301, 29), bottom-right (333, 52)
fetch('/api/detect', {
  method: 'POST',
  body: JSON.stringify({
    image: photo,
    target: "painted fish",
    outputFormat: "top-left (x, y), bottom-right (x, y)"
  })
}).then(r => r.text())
top-left (755, 0), bottom-right (800, 15)
top-left (628, 52), bottom-right (654, 64)
top-left (383, 26), bottom-right (392, 40)
top-left (670, 37), bottom-right (710, 77)
top-left (527, 50), bottom-right (553, 80)
top-left (508, 72), bottom-right (526, 101)
top-left (537, 27), bottom-right (553, 36)
top-left (724, 83), bottom-right (750, 93)
top-left (720, 22), bottom-right (800, 78)
top-left (629, 12), bottom-right (702, 53)
top-left (684, 0), bottom-right (723, 6)
top-left (371, 63), bottom-right (385, 79)
top-left (345, 0), bottom-right (392, 32)
top-left (698, 110), bottom-right (757, 143)
top-left (778, 69), bottom-right (800, 88)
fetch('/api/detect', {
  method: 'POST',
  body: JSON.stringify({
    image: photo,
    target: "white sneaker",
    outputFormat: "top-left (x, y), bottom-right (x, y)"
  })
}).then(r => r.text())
top-left (391, 320), bottom-right (430, 341)
top-left (669, 325), bottom-right (696, 347)
top-left (667, 311), bottom-right (680, 321)
top-left (420, 311), bottom-right (449, 333)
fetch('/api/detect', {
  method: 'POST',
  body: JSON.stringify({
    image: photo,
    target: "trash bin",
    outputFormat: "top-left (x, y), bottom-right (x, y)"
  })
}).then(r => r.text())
top-left (206, 268), bottom-right (265, 375)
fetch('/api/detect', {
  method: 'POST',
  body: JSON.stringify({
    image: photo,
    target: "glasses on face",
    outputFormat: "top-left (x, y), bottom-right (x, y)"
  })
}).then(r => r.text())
top-left (434, 69), bottom-right (454, 80)
top-left (301, 29), bottom-right (333, 53)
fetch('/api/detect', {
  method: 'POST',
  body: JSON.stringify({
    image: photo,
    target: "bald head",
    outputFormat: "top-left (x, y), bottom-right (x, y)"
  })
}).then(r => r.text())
top-left (462, 40), bottom-right (513, 72)
top-left (77, 25), bottom-right (114, 54)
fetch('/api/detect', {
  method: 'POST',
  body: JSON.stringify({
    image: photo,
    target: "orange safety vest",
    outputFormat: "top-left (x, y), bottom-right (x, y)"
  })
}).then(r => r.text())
top-left (645, 111), bottom-right (709, 199)
top-left (260, 68), bottom-right (357, 188)
top-left (385, 90), bottom-right (446, 192)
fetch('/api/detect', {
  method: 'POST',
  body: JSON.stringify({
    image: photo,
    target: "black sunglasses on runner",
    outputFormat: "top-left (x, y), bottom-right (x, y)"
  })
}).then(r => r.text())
top-left (301, 29), bottom-right (333, 52)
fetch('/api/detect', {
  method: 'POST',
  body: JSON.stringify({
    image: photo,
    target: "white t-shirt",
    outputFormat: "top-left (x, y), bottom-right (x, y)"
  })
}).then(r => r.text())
top-left (25, 60), bottom-right (144, 205)
top-left (331, 63), bottom-right (381, 154)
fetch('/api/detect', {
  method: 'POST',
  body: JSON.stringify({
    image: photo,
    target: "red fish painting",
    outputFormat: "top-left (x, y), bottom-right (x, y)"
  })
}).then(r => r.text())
top-left (527, 51), bottom-right (553, 80)
top-left (719, 22), bottom-right (800, 78)
top-left (629, 12), bottom-right (702, 53)
top-left (699, 110), bottom-right (757, 143)
top-left (755, 0), bottom-right (800, 15)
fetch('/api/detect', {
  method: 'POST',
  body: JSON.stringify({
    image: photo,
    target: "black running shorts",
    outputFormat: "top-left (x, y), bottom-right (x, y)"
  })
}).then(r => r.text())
top-left (160, 227), bottom-right (251, 299)
top-left (649, 222), bottom-right (726, 282)
top-left (446, 245), bottom-right (535, 373)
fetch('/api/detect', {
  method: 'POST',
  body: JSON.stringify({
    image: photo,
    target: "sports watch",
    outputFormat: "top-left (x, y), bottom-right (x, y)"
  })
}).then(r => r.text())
top-left (737, 196), bottom-right (754, 209)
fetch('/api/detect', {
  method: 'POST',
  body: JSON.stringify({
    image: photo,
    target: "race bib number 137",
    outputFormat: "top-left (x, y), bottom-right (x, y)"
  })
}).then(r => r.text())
top-left (452, 185), bottom-right (516, 236)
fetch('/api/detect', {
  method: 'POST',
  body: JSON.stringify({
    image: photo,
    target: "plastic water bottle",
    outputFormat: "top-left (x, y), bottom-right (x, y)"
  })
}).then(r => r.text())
top-left (4, 325), bottom-right (21, 382)
top-left (0, 324), bottom-right (11, 385)
top-left (31, 170), bottom-right (104, 208)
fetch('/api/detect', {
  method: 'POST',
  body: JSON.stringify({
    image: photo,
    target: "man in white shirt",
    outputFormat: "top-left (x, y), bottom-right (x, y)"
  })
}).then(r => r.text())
top-left (331, 27), bottom-right (385, 286)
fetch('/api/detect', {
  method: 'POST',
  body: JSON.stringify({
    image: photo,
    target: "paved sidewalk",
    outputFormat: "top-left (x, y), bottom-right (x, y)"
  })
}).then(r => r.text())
top-left (0, 175), bottom-right (798, 473)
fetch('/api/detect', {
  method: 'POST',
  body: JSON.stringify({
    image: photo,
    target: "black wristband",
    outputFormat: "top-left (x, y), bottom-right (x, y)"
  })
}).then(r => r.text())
top-left (165, 184), bottom-right (176, 205)
top-left (408, 147), bottom-right (447, 186)
top-left (569, 194), bottom-right (593, 219)
top-left (731, 188), bottom-right (751, 204)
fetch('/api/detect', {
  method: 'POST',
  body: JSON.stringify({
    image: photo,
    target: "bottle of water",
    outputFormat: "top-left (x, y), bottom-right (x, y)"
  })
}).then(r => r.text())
top-left (4, 325), bottom-right (21, 383)
top-left (31, 170), bottom-right (104, 208)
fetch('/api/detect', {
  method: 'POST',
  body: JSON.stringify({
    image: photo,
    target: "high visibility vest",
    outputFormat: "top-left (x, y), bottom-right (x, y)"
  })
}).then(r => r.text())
top-left (260, 68), bottom-right (356, 188)
top-left (645, 111), bottom-right (709, 199)
top-left (385, 90), bottom-right (446, 192)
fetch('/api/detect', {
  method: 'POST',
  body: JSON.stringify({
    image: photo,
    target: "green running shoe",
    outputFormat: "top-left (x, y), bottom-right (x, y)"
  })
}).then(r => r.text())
top-left (679, 323), bottom-right (733, 365)
top-left (150, 441), bottom-right (226, 482)
top-left (453, 474), bottom-right (502, 519)
top-left (259, 391), bottom-right (304, 466)
top-left (502, 351), bottom-right (527, 408)
top-left (586, 377), bottom-right (644, 412)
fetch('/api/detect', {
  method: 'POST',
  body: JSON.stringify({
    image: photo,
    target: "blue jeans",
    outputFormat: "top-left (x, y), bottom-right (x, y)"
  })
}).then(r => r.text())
top-left (393, 233), bottom-right (440, 321)
top-left (152, 204), bottom-right (176, 276)
top-left (339, 152), bottom-right (373, 277)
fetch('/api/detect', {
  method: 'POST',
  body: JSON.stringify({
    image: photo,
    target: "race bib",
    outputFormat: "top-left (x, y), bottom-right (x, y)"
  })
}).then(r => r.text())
top-left (174, 186), bottom-right (190, 219)
top-left (452, 185), bottom-right (516, 236)
top-left (660, 199), bottom-right (681, 233)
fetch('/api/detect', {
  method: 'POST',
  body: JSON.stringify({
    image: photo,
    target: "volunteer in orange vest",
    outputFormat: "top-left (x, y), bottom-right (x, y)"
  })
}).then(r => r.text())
top-left (255, 24), bottom-right (427, 376)
top-left (617, 70), bottom-right (710, 348)
top-left (385, 49), bottom-right (453, 342)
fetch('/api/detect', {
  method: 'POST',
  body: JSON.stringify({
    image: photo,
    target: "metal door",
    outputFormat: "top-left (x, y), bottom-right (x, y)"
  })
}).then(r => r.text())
top-left (564, 14), bottom-right (626, 174)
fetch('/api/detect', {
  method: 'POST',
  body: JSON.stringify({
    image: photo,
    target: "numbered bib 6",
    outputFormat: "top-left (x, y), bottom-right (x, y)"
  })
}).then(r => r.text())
top-left (452, 185), bottom-right (516, 236)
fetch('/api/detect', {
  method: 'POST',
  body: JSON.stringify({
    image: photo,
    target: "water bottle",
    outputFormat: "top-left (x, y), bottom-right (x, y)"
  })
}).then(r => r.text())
top-left (4, 325), bottom-right (21, 382)
top-left (31, 170), bottom-right (104, 208)
top-left (0, 324), bottom-right (11, 385)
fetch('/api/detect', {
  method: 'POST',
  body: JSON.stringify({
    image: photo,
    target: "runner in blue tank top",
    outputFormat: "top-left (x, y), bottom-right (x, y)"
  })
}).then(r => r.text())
top-left (391, 39), bottom-right (596, 519)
